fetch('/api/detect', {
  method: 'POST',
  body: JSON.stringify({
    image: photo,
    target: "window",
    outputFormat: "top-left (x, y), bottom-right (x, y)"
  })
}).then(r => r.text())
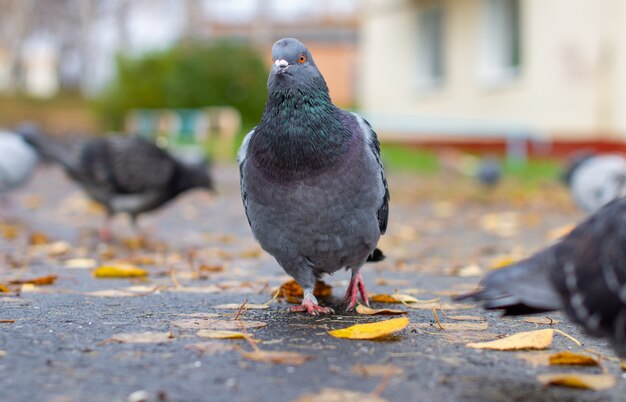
top-left (417, 5), bottom-right (445, 89)
top-left (480, 0), bottom-right (522, 84)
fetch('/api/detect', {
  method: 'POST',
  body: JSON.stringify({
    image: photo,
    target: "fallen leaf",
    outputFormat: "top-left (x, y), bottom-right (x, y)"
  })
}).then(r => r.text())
top-left (351, 364), bottom-right (404, 377)
top-left (28, 232), bottom-right (49, 245)
top-left (121, 236), bottom-right (147, 251)
top-left (0, 320), bottom-right (15, 323)
top-left (64, 258), bottom-right (98, 269)
top-left (278, 280), bottom-right (331, 303)
top-left (621, 361), bottom-right (626, 371)
top-left (171, 319), bottom-right (266, 331)
top-left (355, 305), bottom-right (406, 315)
top-left (186, 341), bottom-right (234, 355)
top-left (214, 303), bottom-right (269, 310)
top-left (46, 241), bottom-right (71, 256)
top-left (241, 350), bottom-right (313, 365)
top-left (405, 302), bottom-right (476, 311)
top-left (102, 331), bottom-right (173, 344)
top-left (198, 264), bottom-right (224, 273)
top-left (0, 351), bottom-right (5, 357)
top-left (9, 275), bottom-right (57, 286)
top-left (328, 317), bottom-right (409, 340)
top-left (467, 329), bottom-right (553, 351)
top-left (0, 224), bottom-right (20, 239)
top-left (516, 351), bottom-right (552, 367)
top-left (293, 388), bottom-right (388, 402)
top-left (196, 330), bottom-right (246, 339)
top-left (369, 293), bottom-right (421, 304)
top-left (93, 265), bottom-right (148, 278)
top-left (374, 278), bottom-right (409, 286)
top-left (521, 317), bottom-right (561, 325)
top-left (123, 255), bottom-right (157, 265)
top-left (457, 263), bottom-right (482, 277)
top-left (549, 351), bottom-right (599, 366)
top-left (537, 373), bottom-right (615, 391)
top-left (0, 284), bottom-right (11, 293)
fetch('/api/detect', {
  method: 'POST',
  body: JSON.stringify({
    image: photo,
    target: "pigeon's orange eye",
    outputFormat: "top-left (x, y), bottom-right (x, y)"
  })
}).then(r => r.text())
top-left (298, 55), bottom-right (306, 64)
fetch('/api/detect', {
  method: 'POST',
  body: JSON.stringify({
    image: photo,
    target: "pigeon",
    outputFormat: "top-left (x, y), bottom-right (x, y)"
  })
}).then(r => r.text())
top-left (0, 130), bottom-right (38, 199)
top-left (458, 197), bottom-right (626, 356)
top-left (22, 132), bottom-right (214, 240)
top-left (238, 38), bottom-right (389, 315)
top-left (476, 157), bottom-right (502, 188)
top-left (562, 152), bottom-right (626, 213)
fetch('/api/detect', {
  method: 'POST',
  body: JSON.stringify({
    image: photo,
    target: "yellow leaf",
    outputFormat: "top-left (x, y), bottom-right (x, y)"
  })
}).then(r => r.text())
top-left (171, 319), bottom-right (266, 331)
top-left (278, 280), bottom-right (331, 303)
top-left (355, 305), bottom-right (406, 315)
top-left (328, 317), bottom-right (409, 340)
top-left (102, 331), bottom-right (174, 344)
top-left (28, 232), bottom-right (49, 245)
top-left (93, 265), bottom-right (148, 278)
top-left (240, 350), bottom-right (313, 365)
top-left (198, 264), bottom-right (224, 273)
top-left (196, 330), bottom-right (246, 339)
top-left (293, 388), bottom-right (388, 402)
top-left (549, 351), bottom-right (599, 366)
top-left (467, 329), bottom-right (553, 350)
top-left (0, 224), bottom-right (20, 240)
top-left (545, 224), bottom-right (575, 242)
top-left (537, 373), bottom-right (616, 391)
top-left (489, 255), bottom-right (517, 270)
top-left (369, 293), bottom-right (420, 304)
top-left (0, 284), bottom-right (10, 293)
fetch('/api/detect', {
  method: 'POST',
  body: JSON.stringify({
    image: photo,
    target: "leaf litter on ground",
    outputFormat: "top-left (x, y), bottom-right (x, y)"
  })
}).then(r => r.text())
top-left (328, 317), bottom-right (409, 340)
top-left (101, 331), bottom-right (174, 344)
top-left (537, 373), bottom-right (616, 391)
top-left (93, 264), bottom-right (148, 278)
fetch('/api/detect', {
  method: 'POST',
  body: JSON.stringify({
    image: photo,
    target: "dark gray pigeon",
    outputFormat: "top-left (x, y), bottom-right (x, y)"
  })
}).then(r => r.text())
top-left (238, 38), bottom-right (389, 315)
top-left (563, 152), bottom-right (626, 213)
top-left (476, 156), bottom-right (502, 188)
top-left (22, 132), bottom-right (214, 240)
top-left (0, 130), bottom-right (38, 199)
top-left (458, 197), bottom-right (626, 356)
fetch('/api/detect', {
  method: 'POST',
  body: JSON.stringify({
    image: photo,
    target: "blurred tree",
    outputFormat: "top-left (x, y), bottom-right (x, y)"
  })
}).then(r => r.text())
top-left (96, 40), bottom-right (268, 130)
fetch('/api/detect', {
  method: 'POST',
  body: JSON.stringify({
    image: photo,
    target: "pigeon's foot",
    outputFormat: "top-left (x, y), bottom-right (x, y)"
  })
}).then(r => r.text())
top-left (290, 299), bottom-right (334, 316)
top-left (343, 271), bottom-right (370, 311)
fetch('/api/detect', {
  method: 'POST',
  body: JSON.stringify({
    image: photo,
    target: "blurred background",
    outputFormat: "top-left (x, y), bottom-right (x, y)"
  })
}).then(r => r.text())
top-left (1, 0), bottom-right (625, 179)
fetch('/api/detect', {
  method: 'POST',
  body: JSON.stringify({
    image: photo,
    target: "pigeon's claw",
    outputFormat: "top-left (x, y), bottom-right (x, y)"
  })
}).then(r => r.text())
top-left (290, 300), bottom-right (334, 315)
top-left (344, 271), bottom-right (369, 311)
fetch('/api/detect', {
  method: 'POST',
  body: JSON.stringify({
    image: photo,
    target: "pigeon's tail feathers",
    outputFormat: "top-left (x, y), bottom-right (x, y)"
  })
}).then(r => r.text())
top-left (366, 248), bottom-right (385, 263)
top-left (456, 251), bottom-right (562, 315)
top-left (18, 131), bottom-right (79, 173)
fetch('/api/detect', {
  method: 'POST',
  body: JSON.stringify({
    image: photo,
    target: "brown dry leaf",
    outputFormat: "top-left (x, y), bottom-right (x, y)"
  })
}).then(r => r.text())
top-left (214, 303), bottom-right (269, 310)
top-left (457, 263), bottom-right (483, 277)
top-left (241, 350), bottom-right (313, 365)
top-left (64, 258), bottom-right (98, 269)
top-left (467, 329), bottom-right (554, 351)
top-left (369, 293), bottom-right (421, 304)
top-left (621, 361), bottom-right (626, 371)
top-left (328, 317), bottom-right (409, 340)
top-left (549, 351), bottom-right (599, 366)
top-left (537, 373), bottom-right (616, 391)
top-left (103, 331), bottom-right (173, 344)
top-left (28, 232), bottom-right (49, 245)
top-left (355, 304), bottom-right (406, 315)
top-left (521, 317), bottom-right (561, 325)
top-left (196, 330), bottom-right (246, 339)
top-left (0, 284), bottom-right (11, 293)
top-left (121, 236), bottom-right (147, 251)
top-left (412, 322), bottom-right (488, 331)
top-left (0, 224), bottom-right (20, 240)
top-left (351, 364), bottom-right (404, 377)
top-left (0, 320), bottom-right (15, 323)
top-left (447, 315), bottom-right (485, 321)
top-left (278, 280), bottom-right (331, 303)
top-left (9, 275), bottom-right (57, 286)
top-left (46, 241), bottom-right (72, 256)
top-left (171, 319), bottom-right (266, 331)
top-left (93, 264), bottom-right (148, 278)
top-left (123, 255), bottom-right (157, 265)
top-left (293, 388), bottom-right (388, 402)
top-left (199, 264), bottom-right (224, 273)
top-left (186, 341), bottom-right (234, 355)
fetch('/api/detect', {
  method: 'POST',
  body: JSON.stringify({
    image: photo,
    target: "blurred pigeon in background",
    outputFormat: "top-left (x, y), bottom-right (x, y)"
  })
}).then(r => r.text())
top-left (239, 38), bottom-right (389, 315)
top-left (0, 129), bottom-right (38, 203)
top-left (439, 149), bottom-right (502, 188)
top-left (22, 132), bottom-right (214, 240)
top-left (476, 156), bottom-right (502, 188)
top-left (562, 152), bottom-right (626, 213)
top-left (458, 197), bottom-right (626, 356)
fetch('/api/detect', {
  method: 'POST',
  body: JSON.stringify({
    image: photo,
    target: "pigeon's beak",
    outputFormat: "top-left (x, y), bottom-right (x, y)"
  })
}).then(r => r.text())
top-left (273, 59), bottom-right (290, 75)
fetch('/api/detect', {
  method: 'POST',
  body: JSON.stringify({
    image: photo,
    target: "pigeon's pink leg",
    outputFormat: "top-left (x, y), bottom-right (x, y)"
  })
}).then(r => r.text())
top-left (99, 215), bottom-right (112, 242)
top-left (344, 271), bottom-right (369, 310)
top-left (290, 289), bottom-right (334, 315)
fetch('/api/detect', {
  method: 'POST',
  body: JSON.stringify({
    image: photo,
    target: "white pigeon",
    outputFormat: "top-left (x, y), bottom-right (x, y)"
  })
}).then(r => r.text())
top-left (566, 154), bottom-right (626, 213)
top-left (0, 130), bottom-right (38, 198)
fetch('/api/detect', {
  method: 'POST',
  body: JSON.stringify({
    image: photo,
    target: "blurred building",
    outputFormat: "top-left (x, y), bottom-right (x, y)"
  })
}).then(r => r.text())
top-left (360, 0), bottom-right (626, 144)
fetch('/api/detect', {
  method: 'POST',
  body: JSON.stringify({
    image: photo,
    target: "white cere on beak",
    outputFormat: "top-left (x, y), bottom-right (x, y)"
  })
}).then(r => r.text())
top-left (274, 59), bottom-right (289, 67)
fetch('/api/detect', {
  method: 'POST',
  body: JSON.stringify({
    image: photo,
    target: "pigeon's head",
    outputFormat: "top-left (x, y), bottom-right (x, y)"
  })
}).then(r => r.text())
top-left (179, 158), bottom-right (215, 193)
top-left (561, 151), bottom-right (596, 186)
top-left (267, 38), bottom-right (327, 92)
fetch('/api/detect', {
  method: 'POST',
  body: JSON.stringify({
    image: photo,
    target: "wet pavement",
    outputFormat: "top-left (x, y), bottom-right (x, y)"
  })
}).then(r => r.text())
top-left (0, 163), bottom-right (623, 402)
